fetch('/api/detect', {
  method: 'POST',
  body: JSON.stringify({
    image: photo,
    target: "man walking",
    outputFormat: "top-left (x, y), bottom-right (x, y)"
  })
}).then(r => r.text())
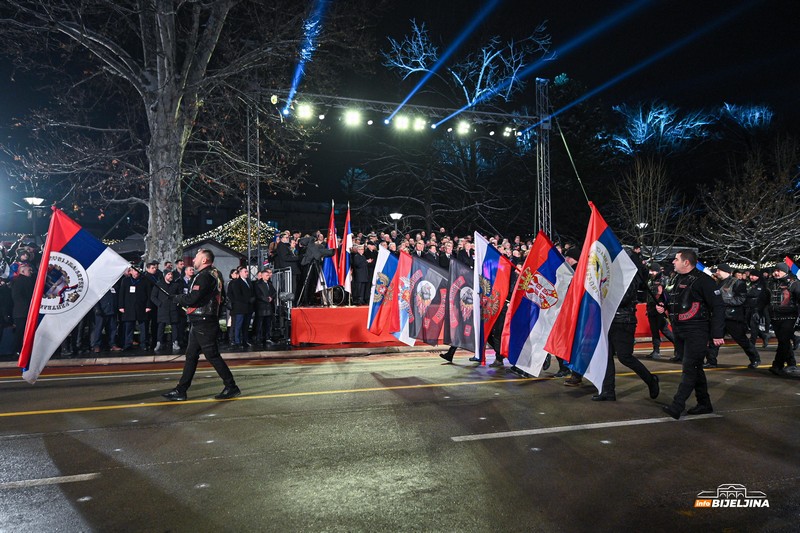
top-left (659, 250), bottom-right (724, 419)
top-left (162, 249), bottom-right (240, 401)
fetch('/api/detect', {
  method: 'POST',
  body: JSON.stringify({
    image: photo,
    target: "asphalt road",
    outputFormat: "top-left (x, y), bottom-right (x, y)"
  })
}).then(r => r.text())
top-left (0, 347), bottom-right (798, 532)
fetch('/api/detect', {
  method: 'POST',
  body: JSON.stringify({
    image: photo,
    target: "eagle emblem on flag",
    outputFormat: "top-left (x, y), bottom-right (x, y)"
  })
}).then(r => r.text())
top-left (480, 275), bottom-right (500, 321)
top-left (519, 267), bottom-right (558, 309)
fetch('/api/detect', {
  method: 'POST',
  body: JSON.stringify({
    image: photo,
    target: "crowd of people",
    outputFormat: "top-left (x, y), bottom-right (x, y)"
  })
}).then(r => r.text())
top-left (2, 228), bottom-right (799, 399)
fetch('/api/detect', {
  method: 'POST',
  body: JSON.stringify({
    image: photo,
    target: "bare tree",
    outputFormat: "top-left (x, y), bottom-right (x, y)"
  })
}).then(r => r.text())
top-left (352, 20), bottom-right (551, 233)
top-left (0, 0), bottom-right (375, 260)
top-left (610, 156), bottom-right (692, 257)
top-left (689, 137), bottom-right (800, 265)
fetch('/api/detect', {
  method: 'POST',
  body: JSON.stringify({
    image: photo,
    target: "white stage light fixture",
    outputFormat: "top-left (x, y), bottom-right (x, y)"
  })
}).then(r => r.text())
top-left (457, 121), bottom-right (470, 135)
top-left (344, 110), bottom-right (361, 126)
top-left (489, 130), bottom-right (495, 136)
top-left (297, 104), bottom-right (313, 120)
top-left (367, 119), bottom-right (374, 125)
top-left (318, 114), bottom-right (326, 120)
top-left (395, 115), bottom-right (410, 130)
top-left (384, 118), bottom-right (390, 125)
top-left (413, 117), bottom-right (427, 131)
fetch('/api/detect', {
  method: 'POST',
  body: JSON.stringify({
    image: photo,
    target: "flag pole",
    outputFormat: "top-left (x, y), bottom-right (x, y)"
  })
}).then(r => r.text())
top-left (555, 117), bottom-right (591, 206)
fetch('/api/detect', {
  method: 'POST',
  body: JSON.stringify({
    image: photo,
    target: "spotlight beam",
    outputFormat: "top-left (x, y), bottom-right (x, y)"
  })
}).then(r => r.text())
top-left (521, 0), bottom-right (760, 135)
top-left (388, 0), bottom-right (503, 121)
top-left (283, 0), bottom-right (331, 114)
top-left (434, 0), bottom-right (654, 128)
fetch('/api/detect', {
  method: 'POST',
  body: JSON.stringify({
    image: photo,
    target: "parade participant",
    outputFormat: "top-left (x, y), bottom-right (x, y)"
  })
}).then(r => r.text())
top-left (766, 263), bottom-right (800, 375)
top-left (658, 250), bottom-right (724, 419)
top-left (593, 263), bottom-right (660, 401)
top-left (645, 262), bottom-right (674, 360)
top-left (746, 269), bottom-right (771, 348)
top-left (706, 263), bottom-right (761, 368)
top-left (162, 249), bottom-right (240, 401)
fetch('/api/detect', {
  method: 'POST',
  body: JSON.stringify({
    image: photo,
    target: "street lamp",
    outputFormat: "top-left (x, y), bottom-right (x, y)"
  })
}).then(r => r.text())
top-left (389, 212), bottom-right (402, 231)
top-left (23, 197), bottom-right (46, 245)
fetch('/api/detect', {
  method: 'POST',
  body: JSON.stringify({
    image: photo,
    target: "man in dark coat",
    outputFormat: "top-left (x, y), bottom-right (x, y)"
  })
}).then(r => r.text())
top-left (118, 267), bottom-right (153, 350)
top-left (228, 266), bottom-right (254, 348)
top-left (350, 244), bottom-right (370, 305)
top-left (253, 268), bottom-right (277, 345)
top-left (274, 233), bottom-right (301, 302)
top-left (151, 270), bottom-right (183, 352)
top-left (11, 262), bottom-right (35, 355)
top-left (91, 284), bottom-right (122, 352)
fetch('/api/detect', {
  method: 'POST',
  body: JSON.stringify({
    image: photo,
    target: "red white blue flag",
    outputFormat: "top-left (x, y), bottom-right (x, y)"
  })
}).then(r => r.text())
top-left (367, 247), bottom-right (396, 333)
top-left (784, 256), bottom-right (799, 276)
top-left (473, 232), bottom-right (513, 363)
top-left (543, 203), bottom-right (638, 393)
top-left (501, 231), bottom-right (573, 376)
top-left (338, 204), bottom-right (353, 292)
top-left (18, 208), bottom-right (130, 383)
top-left (320, 200), bottom-right (339, 290)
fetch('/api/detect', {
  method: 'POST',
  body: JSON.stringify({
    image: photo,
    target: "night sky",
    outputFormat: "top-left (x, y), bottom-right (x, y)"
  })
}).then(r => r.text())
top-left (0, 0), bottom-right (797, 209)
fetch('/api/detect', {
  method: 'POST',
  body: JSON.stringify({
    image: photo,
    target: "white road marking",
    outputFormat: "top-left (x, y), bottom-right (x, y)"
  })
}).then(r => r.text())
top-left (451, 414), bottom-right (722, 442)
top-left (0, 473), bottom-right (100, 490)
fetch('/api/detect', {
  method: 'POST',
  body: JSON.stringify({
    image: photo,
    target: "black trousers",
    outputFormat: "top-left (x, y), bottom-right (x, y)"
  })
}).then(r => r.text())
top-left (177, 317), bottom-right (236, 393)
top-left (748, 308), bottom-right (768, 343)
top-left (707, 319), bottom-right (760, 364)
top-left (647, 313), bottom-right (674, 349)
top-left (670, 326), bottom-right (711, 411)
top-left (771, 317), bottom-right (797, 370)
top-left (253, 315), bottom-right (273, 343)
top-left (602, 322), bottom-right (655, 393)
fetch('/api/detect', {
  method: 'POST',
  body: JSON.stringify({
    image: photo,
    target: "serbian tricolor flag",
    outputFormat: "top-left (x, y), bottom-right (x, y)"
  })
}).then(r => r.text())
top-left (338, 205), bottom-right (353, 293)
top-left (501, 231), bottom-right (573, 376)
top-left (367, 247), bottom-right (396, 334)
top-left (18, 208), bottom-right (130, 383)
top-left (473, 232), bottom-right (513, 363)
top-left (320, 200), bottom-right (339, 290)
top-left (543, 202), bottom-right (638, 393)
top-left (784, 256), bottom-right (799, 276)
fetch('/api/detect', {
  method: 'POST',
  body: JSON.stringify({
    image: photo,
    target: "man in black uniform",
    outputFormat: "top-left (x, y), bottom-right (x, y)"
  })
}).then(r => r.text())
top-left (746, 269), bottom-right (771, 348)
top-left (766, 262), bottom-right (800, 376)
top-left (594, 263), bottom-right (660, 402)
top-left (658, 250), bottom-right (724, 419)
top-left (705, 263), bottom-right (761, 368)
top-left (645, 262), bottom-right (674, 360)
top-left (162, 249), bottom-right (240, 401)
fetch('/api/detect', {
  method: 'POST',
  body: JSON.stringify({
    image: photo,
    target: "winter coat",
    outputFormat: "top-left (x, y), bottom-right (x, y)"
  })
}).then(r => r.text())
top-left (151, 280), bottom-right (182, 323)
top-left (228, 278), bottom-right (255, 315)
top-left (118, 275), bottom-right (153, 322)
top-left (254, 279), bottom-right (277, 317)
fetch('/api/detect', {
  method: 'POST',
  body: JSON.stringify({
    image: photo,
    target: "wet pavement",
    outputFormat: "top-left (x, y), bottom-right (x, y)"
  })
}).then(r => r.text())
top-left (0, 344), bottom-right (798, 532)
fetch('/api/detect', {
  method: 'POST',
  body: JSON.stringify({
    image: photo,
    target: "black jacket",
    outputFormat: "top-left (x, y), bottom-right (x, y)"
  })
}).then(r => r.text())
top-left (10, 274), bottom-right (35, 319)
top-left (174, 266), bottom-right (224, 319)
top-left (351, 253), bottom-right (370, 283)
top-left (666, 268), bottom-right (725, 336)
top-left (254, 279), bottom-right (277, 316)
top-left (274, 242), bottom-right (301, 274)
top-left (118, 275), bottom-right (153, 322)
top-left (718, 276), bottom-right (748, 322)
top-left (151, 280), bottom-right (182, 323)
top-left (228, 278), bottom-right (255, 315)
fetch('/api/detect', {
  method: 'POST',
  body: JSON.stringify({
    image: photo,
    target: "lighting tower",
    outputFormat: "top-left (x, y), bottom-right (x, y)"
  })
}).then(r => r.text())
top-left (535, 78), bottom-right (551, 239)
top-left (246, 100), bottom-right (261, 267)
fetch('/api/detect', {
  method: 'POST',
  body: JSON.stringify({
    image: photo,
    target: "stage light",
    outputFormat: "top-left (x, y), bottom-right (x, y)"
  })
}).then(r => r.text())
top-left (297, 104), bottom-right (313, 120)
top-left (447, 127), bottom-right (453, 133)
top-left (270, 95), bottom-right (278, 105)
top-left (384, 118), bottom-right (390, 125)
top-left (489, 130), bottom-right (495, 136)
top-left (282, 109), bottom-right (290, 116)
top-left (344, 110), bottom-right (362, 126)
top-left (503, 127), bottom-right (512, 137)
top-left (318, 114), bottom-right (326, 120)
top-left (456, 121), bottom-right (470, 135)
top-left (413, 117), bottom-right (427, 131)
top-left (394, 115), bottom-right (410, 130)
top-left (430, 124), bottom-right (437, 129)
top-left (367, 119), bottom-right (374, 125)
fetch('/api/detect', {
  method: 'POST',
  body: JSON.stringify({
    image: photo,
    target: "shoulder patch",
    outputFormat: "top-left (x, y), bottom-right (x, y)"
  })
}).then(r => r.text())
top-left (193, 285), bottom-right (201, 291)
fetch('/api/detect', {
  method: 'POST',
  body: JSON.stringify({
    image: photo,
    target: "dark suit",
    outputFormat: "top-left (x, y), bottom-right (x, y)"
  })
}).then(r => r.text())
top-left (351, 253), bottom-right (370, 305)
top-left (228, 278), bottom-right (254, 346)
top-left (118, 275), bottom-right (153, 349)
top-left (254, 279), bottom-right (277, 343)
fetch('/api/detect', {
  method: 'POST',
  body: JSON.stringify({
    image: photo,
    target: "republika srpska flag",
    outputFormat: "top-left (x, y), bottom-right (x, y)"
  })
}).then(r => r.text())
top-left (407, 255), bottom-right (448, 346)
top-left (543, 203), bottom-right (638, 393)
top-left (473, 232), bottom-right (513, 363)
top-left (501, 231), bottom-right (573, 377)
top-left (338, 204), bottom-right (353, 292)
top-left (367, 247), bottom-right (396, 334)
top-left (18, 208), bottom-right (130, 383)
top-left (444, 257), bottom-right (475, 352)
